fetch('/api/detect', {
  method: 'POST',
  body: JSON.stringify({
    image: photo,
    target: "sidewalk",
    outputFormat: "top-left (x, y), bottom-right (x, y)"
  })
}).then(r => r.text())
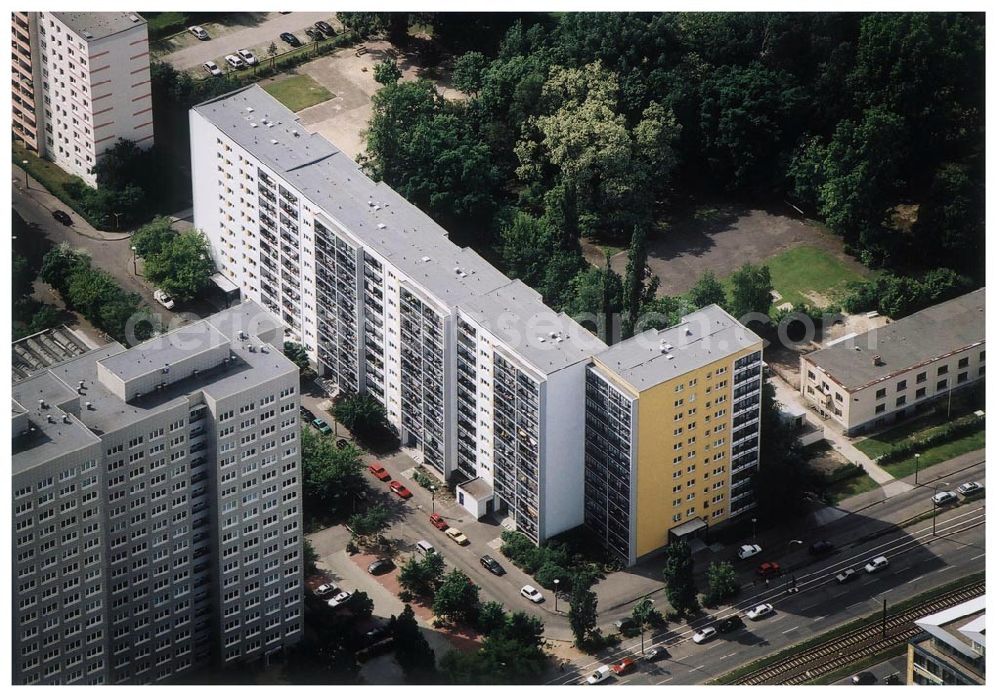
top-left (14, 164), bottom-right (133, 241)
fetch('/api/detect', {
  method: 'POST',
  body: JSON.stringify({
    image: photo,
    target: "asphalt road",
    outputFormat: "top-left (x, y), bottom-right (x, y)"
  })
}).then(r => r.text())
top-left (554, 505), bottom-right (986, 685)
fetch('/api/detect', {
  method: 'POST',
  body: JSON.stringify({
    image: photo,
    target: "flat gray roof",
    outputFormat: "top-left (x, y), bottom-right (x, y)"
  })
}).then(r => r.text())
top-left (805, 288), bottom-right (985, 392)
top-left (52, 12), bottom-right (146, 41)
top-left (192, 86), bottom-right (598, 371)
top-left (12, 301), bottom-right (296, 472)
top-left (98, 321), bottom-right (229, 383)
top-left (459, 280), bottom-right (606, 374)
top-left (594, 305), bottom-right (761, 391)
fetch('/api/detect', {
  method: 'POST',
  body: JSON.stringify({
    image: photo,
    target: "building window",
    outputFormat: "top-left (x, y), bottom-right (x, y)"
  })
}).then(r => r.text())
top-left (896, 396), bottom-right (906, 407)
top-left (916, 372), bottom-right (926, 384)
top-left (875, 404), bottom-right (886, 414)
top-left (957, 371), bottom-right (968, 384)
top-left (958, 357), bottom-right (969, 369)
top-left (938, 365), bottom-right (948, 376)
top-left (979, 350), bottom-right (985, 362)
top-left (937, 379), bottom-right (948, 391)
top-left (807, 370), bottom-right (815, 380)
top-left (896, 380), bottom-right (907, 391)
top-left (835, 392), bottom-right (843, 402)
top-left (916, 388), bottom-right (926, 399)
top-left (876, 388), bottom-right (886, 399)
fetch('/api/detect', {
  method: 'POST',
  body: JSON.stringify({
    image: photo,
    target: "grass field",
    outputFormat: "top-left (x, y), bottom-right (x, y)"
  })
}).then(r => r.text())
top-left (879, 431), bottom-right (986, 480)
top-left (824, 471), bottom-right (881, 502)
top-left (726, 244), bottom-right (868, 309)
top-left (263, 74), bottom-right (334, 112)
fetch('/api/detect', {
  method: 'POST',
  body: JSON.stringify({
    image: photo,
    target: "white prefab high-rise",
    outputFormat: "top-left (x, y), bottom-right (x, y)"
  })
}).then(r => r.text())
top-left (190, 85), bottom-right (605, 542)
top-left (12, 301), bottom-right (303, 685)
top-left (13, 11), bottom-right (155, 185)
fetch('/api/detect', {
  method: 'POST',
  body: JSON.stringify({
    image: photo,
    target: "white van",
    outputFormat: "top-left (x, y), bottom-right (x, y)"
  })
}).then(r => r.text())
top-left (416, 540), bottom-right (436, 557)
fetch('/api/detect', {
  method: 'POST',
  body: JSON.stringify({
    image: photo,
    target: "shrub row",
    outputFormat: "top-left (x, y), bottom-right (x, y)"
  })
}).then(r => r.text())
top-left (499, 530), bottom-right (596, 595)
top-left (876, 413), bottom-right (986, 465)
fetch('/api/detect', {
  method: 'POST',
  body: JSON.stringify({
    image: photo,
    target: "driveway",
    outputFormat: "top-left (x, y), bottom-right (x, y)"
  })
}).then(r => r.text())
top-left (159, 11), bottom-right (338, 71)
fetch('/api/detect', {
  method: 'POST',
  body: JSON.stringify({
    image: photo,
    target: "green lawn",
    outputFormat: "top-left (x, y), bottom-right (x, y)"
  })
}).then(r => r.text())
top-left (733, 244), bottom-right (868, 309)
top-left (880, 431), bottom-right (986, 480)
top-left (823, 471), bottom-right (881, 502)
top-left (263, 74), bottom-right (334, 112)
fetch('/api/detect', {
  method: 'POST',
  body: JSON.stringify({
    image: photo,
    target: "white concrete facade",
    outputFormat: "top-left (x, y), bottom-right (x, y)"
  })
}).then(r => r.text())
top-left (30, 12), bottom-right (155, 186)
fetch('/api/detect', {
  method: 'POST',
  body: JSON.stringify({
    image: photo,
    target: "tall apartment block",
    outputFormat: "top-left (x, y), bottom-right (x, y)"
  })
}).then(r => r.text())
top-left (11, 11), bottom-right (154, 185)
top-left (583, 305), bottom-right (764, 565)
top-left (190, 85), bottom-right (606, 544)
top-left (12, 301), bottom-right (304, 685)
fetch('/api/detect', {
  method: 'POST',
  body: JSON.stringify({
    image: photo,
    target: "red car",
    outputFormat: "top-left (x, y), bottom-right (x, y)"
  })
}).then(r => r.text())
top-left (611, 657), bottom-right (636, 675)
top-left (368, 463), bottom-right (390, 481)
top-left (429, 513), bottom-right (448, 531)
top-left (389, 480), bottom-right (412, 499)
top-left (757, 561), bottom-right (781, 578)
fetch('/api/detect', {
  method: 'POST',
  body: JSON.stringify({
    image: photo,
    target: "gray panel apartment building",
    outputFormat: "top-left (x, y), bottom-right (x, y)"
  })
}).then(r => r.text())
top-left (12, 301), bottom-right (304, 685)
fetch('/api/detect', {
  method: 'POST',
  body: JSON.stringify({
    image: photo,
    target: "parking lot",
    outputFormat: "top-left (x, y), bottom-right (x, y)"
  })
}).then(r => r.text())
top-left (154, 11), bottom-right (339, 72)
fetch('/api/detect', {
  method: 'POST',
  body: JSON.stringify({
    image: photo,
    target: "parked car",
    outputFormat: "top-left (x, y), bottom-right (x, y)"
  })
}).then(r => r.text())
top-left (957, 481), bottom-right (984, 497)
top-left (236, 48), bottom-right (258, 65)
top-left (809, 540), bottom-right (836, 556)
top-left (367, 558), bottom-right (394, 575)
top-left (738, 544), bottom-right (762, 560)
top-left (52, 209), bottom-right (72, 225)
top-left (520, 585), bottom-right (544, 603)
top-left (643, 645), bottom-right (667, 661)
top-left (932, 490), bottom-right (958, 506)
top-left (315, 20), bottom-right (335, 36)
top-left (279, 32), bottom-right (301, 46)
top-left (719, 615), bottom-right (745, 633)
top-left (429, 513), bottom-right (448, 530)
top-left (203, 60), bottom-right (223, 77)
top-left (189, 25), bottom-right (210, 40)
top-left (153, 289), bottom-right (175, 310)
top-left (368, 463), bottom-right (390, 481)
top-left (389, 481), bottom-right (412, 499)
top-left (611, 657), bottom-right (636, 676)
top-left (480, 555), bottom-right (505, 576)
top-left (757, 561), bottom-right (781, 578)
top-left (586, 666), bottom-right (612, 685)
top-left (299, 406), bottom-right (316, 422)
top-left (362, 621), bottom-right (390, 646)
top-left (224, 54), bottom-right (246, 70)
top-left (305, 27), bottom-right (324, 41)
top-left (311, 417), bottom-right (332, 435)
top-left (864, 556), bottom-right (889, 573)
top-left (415, 540), bottom-right (436, 557)
top-left (613, 618), bottom-right (637, 633)
top-left (445, 527), bottom-right (469, 545)
top-left (326, 591), bottom-right (352, 608)
top-left (835, 568), bottom-right (858, 584)
top-left (746, 603), bottom-right (774, 620)
top-left (852, 671), bottom-right (877, 685)
top-left (314, 583), bottom-right (340, 598)
top-left (692, 626), bottom-right (717, 644)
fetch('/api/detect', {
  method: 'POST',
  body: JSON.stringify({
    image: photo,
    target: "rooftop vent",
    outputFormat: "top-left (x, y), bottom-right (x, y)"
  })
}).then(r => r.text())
top-left (128, 14), bottom-right (141, 22)
top-left (238, 330), bottom-right (247, 340)
top-left (78, 380), bottom-right (85, 389)
top-left (46, 414), bottom-right (55, 423)
top-left (162, 363), bottom-right (170, 374)
top-left (248, 345), bottom-right (257, 353)
top-left (259, 345), bottom-right (268, 353)
top-left (246, 107), bottom-right (254, 113)
top-left (85, 402), bottom-right (93, 410)
top-left (421, 256), bottom-right (431, 262)
top-left (62, 415), bottom-right (71, 424)
top-left (38, 399), bottom-right (47, 409)
top-left (537, 336), bottom-right (546, 343)
top-left (270, 139), bottom-right (278, 145)
top-left (377, 223), bottom-right (387, 229)
top-left (872, 355), bottom-right (883, 366)
top-left (251, 122), bottom-right (258, 128)
top-left (82, 31), bottom-right (93, 39)
top-left (292, 130), bottom-right (299, 137)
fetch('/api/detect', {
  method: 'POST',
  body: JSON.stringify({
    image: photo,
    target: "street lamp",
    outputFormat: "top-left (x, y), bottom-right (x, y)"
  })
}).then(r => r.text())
top-left (914, 452), bottom-right (921, 485)
top-left (112, 211), bottom-right (122, 231)
top-left (22, 159), bottom-right (29, 189)
top-left (130, 245), bottom-right (138, 275)
top-left (429, 485), bottom-right (437, 514)
top-left (553, 578), bottom-right (560, 612)
top-left (751, 517), bottom-right (758, 544)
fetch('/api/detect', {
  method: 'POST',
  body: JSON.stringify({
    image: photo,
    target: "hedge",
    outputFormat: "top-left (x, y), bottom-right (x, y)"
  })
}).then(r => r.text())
top-left (875, 413), bottom-right (986, 465)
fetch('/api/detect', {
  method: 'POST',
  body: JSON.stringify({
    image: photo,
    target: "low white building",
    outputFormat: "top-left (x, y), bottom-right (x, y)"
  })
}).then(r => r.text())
top-left (800, 289), bottom-right (985, 435)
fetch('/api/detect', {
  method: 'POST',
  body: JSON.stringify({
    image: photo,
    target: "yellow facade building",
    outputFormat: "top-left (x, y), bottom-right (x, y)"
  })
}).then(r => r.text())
top-left (584, 305), bottom-right (763, 565)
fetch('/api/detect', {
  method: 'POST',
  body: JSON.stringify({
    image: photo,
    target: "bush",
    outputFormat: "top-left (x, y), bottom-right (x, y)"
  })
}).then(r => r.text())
top-left (876, 414), bottom-right (986, 464)
top-left (533, 561), bottom-right (571, 592)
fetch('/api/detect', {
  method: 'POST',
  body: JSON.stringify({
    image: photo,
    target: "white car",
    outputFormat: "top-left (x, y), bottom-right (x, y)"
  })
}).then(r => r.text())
top-left (738, 544), bottom-right (762, 560)
top-left (932, 490), bottom-right (958, 506)
top-left (188, 25), bottom-right (209, 40)
top-left (314, 583), bottom-right (340, 598)
top-left (864, 556), bottom-right (889, 573)
top-left (202, 61), bottom-right (222, 77)
top-left (692, 626), bottom-right (717, 644)
top-left (445, 527), bottom-right (469, 545)
top-left (586, 666), bottom-right (612, 685)
top-left (326, 591), bottom-right (351, 608)
top-left (237, 48), bottom-right (258, 65)
top-left (153, 289), bottom-right (175, 309)
top-left (520, 585), bottom-right (544, 603)
top-left (957, 481), bottom-right (984, 497)
top-left (224, 54), bottom-right (246, 70)
top-left (746, 603), bottom-right (774, 620)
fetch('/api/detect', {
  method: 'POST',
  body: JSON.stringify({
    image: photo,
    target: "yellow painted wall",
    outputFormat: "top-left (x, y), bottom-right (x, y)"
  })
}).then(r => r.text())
top-left (633, 344), bottom-right (762, 558)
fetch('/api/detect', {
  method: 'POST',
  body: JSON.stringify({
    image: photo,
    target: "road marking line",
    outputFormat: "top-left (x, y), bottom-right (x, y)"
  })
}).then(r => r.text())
top-left (970, 553), bottom-right (986, 561)
top-left (688, 665), bottom-right (705, 673)
top-left (782, 626), bottom-right (800, 634)
top-left (813, 616), bottom-right (825, 622)
top-left (657, 675), bottom-right (675, 684)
